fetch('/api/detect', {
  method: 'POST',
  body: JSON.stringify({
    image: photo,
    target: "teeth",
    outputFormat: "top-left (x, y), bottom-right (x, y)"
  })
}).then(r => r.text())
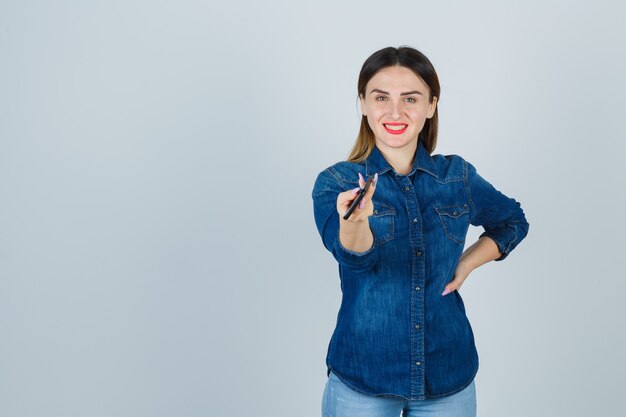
top-left (385, 124), bottom-right (407, 131)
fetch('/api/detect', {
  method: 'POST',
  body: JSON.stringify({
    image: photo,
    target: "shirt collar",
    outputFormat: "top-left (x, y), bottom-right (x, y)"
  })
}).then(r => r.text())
top-left (365, 140), bottom-right (438, 179)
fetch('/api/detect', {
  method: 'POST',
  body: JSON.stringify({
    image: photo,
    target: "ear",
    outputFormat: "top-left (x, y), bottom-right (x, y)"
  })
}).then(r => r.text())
top-left (426, 96), bottom-right (438, 119)
top-left (359, 95), bottom-right (367, 116)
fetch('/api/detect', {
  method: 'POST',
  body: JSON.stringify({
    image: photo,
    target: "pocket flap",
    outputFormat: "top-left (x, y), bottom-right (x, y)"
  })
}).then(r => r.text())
top-left (372, 201), bottom-right (395, 217)
top-left (435, 204), bottom-right (469, 218)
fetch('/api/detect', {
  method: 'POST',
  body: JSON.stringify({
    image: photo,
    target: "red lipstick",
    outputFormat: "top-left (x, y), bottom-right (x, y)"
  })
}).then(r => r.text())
top-left (383, 122), bottom-right (408, 135)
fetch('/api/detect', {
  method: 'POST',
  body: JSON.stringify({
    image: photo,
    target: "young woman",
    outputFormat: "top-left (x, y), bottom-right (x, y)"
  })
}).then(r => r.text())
top-left (311, 46), bottom-right (529, 417)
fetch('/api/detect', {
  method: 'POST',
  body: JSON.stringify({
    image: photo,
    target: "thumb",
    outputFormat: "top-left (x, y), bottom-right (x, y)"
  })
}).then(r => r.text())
top-left (441, 279), bottom-right (463, 296)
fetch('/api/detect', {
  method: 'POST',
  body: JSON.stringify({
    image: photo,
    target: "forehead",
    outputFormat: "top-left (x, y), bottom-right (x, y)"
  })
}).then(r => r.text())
top-left (366, 66), bottom-right (428, 93)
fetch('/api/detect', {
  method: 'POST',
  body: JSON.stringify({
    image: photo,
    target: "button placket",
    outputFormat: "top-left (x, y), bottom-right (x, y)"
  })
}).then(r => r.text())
top-left (395, 174), bottom-right (426, 396)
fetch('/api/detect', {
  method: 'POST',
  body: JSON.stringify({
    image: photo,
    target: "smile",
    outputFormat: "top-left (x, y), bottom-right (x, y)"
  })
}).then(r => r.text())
top-left (383, 123), bottom-right (408, 134)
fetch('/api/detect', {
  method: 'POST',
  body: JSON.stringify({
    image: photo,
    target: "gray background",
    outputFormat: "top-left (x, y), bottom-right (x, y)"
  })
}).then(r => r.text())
top-left (1, 1), bottom-right (625, 416)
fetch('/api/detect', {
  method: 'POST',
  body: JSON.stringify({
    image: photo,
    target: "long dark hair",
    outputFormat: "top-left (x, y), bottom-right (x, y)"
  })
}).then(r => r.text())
top-left (347, 46), bottom-right (441, 162)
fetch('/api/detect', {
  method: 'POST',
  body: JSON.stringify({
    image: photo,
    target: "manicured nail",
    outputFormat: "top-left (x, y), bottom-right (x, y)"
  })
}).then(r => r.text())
top-left (442, 287), bottom-right (452, 296)
top-left (352, 187), bottom-right (360, 194)
top-left (359, 199), bottom-right (365, 209)
top-left (358, 172), bottom-right (365, 183)
top-left (374, 173), bottom-right (378, 185)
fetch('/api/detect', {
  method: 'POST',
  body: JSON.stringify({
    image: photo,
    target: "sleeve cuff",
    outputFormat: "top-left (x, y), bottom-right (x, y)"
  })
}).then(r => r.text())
top-left (332, 227), bottom-right (378, 272)
top-left (479, 227), bottom-right (519, 262)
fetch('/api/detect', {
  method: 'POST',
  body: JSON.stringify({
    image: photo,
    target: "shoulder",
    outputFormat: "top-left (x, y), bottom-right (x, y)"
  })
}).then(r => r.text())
top-left (313, 160), bottom-right (364, 192)
top-left (430, 152), bottom-right (469, 181)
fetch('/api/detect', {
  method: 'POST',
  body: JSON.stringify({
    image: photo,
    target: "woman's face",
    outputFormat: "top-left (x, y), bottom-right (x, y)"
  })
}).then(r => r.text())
top-left (360, 65), bottom-right (437, 153)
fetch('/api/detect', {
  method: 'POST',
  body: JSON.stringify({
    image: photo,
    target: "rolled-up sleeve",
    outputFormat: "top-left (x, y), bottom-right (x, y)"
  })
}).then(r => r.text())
top-left (464, 160), bottom-right (529, 261)
top-left (312, 169), bottom-right (379, 273)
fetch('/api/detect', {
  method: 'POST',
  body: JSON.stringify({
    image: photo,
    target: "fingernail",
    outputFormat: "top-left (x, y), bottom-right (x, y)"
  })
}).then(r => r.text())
top-left (442, 287), bottom-right (452, 296)
top-left (374, 173), bottom-right (378, 185)
top-left (358, 172), bottom-right (364, 183)
top-left (359, 199), bottom-right (365, 209)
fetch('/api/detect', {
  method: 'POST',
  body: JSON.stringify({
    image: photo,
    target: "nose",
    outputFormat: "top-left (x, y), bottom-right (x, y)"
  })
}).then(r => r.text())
top-left (389, 99), bottom-right (401, 119)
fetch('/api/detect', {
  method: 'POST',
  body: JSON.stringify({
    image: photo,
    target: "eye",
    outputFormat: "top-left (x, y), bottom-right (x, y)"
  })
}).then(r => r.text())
top-left (404, 97), bottom-right (416, 103)
top-left (375, 96), bottom-right (388, 102)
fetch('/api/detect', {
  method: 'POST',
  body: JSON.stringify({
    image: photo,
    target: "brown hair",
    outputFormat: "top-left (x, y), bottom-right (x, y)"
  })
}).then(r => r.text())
top-left (347, 46), bottom-right (441, 162)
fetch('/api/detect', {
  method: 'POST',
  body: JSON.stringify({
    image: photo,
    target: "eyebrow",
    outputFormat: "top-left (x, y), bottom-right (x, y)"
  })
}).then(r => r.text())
top-left (369, 88), bottom-right (423, 96)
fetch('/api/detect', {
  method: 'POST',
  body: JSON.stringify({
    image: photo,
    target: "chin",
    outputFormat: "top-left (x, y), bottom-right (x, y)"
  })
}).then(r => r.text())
top-left (377, 140), bottom-right (414, 149)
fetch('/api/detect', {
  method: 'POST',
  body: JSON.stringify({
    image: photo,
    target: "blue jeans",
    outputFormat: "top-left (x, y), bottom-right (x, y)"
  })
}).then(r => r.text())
top-left (321, 371), bottom-right (476, 417)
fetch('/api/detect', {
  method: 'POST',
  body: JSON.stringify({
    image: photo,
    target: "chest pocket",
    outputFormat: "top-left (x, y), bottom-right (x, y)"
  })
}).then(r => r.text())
top-left (369, 201), bottom-right (395, 246)
top-left (435, 204), bottom-right (469, 245)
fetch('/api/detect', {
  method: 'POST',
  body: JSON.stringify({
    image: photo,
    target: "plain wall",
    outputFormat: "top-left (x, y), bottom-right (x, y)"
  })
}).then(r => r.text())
top-left (1, 1), bottom-right (625, 416)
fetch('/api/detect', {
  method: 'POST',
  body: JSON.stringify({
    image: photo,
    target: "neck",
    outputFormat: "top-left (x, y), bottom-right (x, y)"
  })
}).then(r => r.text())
top-left (377, 142), bottom-right (417, 175)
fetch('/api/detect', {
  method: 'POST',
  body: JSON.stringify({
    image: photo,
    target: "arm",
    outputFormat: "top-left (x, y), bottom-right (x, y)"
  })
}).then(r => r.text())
top-left (339, 215), bottom-right (375, 253)
top-left (465, 159), bottom-right (529, 261)
top-left (459, 236), bottom-right (502, 271)
top-left (336, 172), bottom-right (378, 253)
top-left (442, 236), bottom-right (502, 295)
top-left (312, 169), bottom-right (379, 273)
top-left (442, 160), bottom-right (529, 295)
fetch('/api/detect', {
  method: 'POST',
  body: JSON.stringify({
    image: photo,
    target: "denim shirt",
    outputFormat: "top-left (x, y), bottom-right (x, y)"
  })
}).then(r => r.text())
top-left (311, 141), bottom-right (529, 400)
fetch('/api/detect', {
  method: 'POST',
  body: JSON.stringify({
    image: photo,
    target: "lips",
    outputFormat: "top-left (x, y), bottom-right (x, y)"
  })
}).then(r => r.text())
top-left (383, 123), bottom-right (408, 135)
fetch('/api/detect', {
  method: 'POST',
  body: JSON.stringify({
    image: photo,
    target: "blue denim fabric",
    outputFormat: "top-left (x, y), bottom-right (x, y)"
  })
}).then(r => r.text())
top-left (322, 370), bottom-right (476, 416)
top-left (311, 141), bottom-right (529, 400)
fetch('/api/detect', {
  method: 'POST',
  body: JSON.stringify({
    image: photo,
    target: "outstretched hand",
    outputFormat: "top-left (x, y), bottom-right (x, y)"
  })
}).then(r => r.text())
top-left (336, 172), bottom-right (379, 222)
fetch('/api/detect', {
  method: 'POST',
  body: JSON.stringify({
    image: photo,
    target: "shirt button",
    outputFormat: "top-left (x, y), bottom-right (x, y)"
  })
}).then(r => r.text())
top-left (405, 186), bottom-right (410, 191)
top-left (416, 251), bottom-right (422, 256)
top-left (415, 324), bottom-right (420, 330)
top-left (415, 286), bottom-right (421, 291)
top-left (416, 361), bottom-right (422, 366)
top-left (413, 218), bottom-right (418, 223)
